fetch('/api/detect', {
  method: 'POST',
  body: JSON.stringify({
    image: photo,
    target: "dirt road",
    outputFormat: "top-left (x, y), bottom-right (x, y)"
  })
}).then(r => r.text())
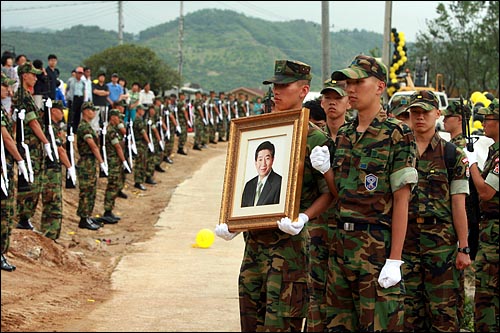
top-left (62, 153), bottom-right (244, 332)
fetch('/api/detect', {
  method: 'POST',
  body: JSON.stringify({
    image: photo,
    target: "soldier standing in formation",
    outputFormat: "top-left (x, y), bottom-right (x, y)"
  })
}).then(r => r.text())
top-left (76, 101), bottom-right (107, 230)
top-left (1, 72), bottom-right (29, 271)
top-left (176, 92), bottom-right (189, 155)
top-left (192, 90), bottom-right (205, 151)
top-left (132, 104), bottom-right (150, 191)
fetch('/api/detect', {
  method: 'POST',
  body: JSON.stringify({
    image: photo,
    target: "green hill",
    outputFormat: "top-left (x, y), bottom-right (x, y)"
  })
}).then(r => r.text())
top-left (1, 8), bottom-right (385, 92)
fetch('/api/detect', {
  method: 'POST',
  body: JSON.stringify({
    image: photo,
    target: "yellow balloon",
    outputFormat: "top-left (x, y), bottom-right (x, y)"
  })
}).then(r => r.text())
top-left (470, 91), bottom-right (483, 104)
top-left (93, 79), bottom-right (98, 84)
top-left (399, 31), bottom-right (405, 38)
top-left (473, 120), bottom-right (483, 130)
top-left (397, 45), bottom-right (403, 52)
top-left (401, 56), bottom-right (408, 63)
top-left (400, 51), bottom-right (406, 58)
top-left (195, 228), bottom-right (215, 248)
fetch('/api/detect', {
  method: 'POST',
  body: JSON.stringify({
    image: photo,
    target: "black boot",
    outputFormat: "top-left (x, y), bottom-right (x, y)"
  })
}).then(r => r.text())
top-left (16, 218), bottom-right (34, 230)
top-left (78, 217), bottom-right (100, 230)
top-left (1, 254), bottom-right (16, 272)
top-left (134, 183), bottom-right (147, 191)
top-left (145, 177), bottom-right (157, 185)
top-left (177, 148), bottom-right (187, 155)
top-left (155, 165), bottom-right (166, 173)
top-left (117, 190), bottom-right (128, 199)
top-left (193, 144), bottom-right (202, 151)
top-left (104, 211), bottom-right (121, 221)
top-left (163, 156), bottom-right (174, 164)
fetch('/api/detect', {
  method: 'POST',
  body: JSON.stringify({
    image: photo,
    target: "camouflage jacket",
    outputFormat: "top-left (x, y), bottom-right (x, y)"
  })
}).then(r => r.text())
top-left (480, 141), bottom-right (499, 215)
top-left (77, 119), bottom-right (98, 157)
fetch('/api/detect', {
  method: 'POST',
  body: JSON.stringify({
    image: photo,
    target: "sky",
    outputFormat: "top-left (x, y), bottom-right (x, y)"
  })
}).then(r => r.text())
top-left (1, 1), bottom-right (448, 42)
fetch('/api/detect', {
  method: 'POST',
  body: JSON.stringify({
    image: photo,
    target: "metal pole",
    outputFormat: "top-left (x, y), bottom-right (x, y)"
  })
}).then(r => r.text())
top-left (321, 1), bottom-right (331, 84)
top-left (178, 1), bottom-right (184, 88)
top-left (118, 1), bottom-right (124, 45)
top-left (382, 1), bottom-right (392, 104)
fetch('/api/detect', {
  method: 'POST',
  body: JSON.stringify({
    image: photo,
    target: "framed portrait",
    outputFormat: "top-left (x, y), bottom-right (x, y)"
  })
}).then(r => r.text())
top-left (219, 108), bottom-right (310, 232)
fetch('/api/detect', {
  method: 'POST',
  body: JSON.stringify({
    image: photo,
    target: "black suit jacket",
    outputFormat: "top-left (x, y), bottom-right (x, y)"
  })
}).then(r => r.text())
top-left (241, 169), bottom-right (282, 207)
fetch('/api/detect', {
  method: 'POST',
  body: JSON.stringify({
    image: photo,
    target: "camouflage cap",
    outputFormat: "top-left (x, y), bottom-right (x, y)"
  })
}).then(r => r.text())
top-left (51, 100), bottom-right (64, 110)
top-left (331, 54), bottom-right (387, 83)
top-left (389, 95), bottom-right (410, 116)
top-left (407, 90), bottom-right (439, 112)
top-left (320, 79), bottom-right (347, 96)
top-left (1, 72), bottom-right (16, 86)
top-left (442, 100), bottom-right (464, 117)
top-left (477, 98), bottom-right (499, 118)
top-left (117, 99), bottom-right (128, 107)
top-left (136, 104), bottom-right (145, 110)
top-left (81, 101), bottom-right (95, 111)
top-left (262, 59), bottom-right (312, 85)
top-left (109, 109), bottom-right (121, 117)
top-left (17, 61), bottom-right (43, 75)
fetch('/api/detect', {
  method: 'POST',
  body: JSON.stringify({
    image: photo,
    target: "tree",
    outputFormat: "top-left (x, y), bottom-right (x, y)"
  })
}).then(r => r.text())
top-left (84, 44), bottom-right (180, 95)
top-left (413, 1), bottom-right (499, 97)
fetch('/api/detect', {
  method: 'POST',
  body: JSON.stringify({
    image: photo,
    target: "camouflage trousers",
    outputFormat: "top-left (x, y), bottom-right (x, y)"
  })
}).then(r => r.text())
top-left (41, 165), bottom-right (62, 240)
top-left (402, 223), bottom-right (459, 332)
top-left (208, 121), bottom-right (215, 142)
top-left (165, 127), bottom-right (175, 156)
top-left (326, 227), bottom-right (404, 332)
top-left (153, 138), bottom-right (163, 167)
top-left (216, 116), bottom-right (226, 141)
top-left (177, 118), bottom-right (187, 150)
top-left (17, 145), bottom-right (43, 221)
top-left (104, 158), bottom-right (124, 212)
top-left (134, 144), bottom-right (148, 184)
top-left (194, 117), bottom-right (204, 146)
top-left (77, 156), bottom-right (97, 218)
top-left (305, 217), bottom-right (335, 332)
top-left (239, 230), bottom-right (308, 332)
top-left (474, 218), bottom-right (499, 333)
top-left (1, 169), bottom-right (15, 253)
top-left (146, 142), bottom-right (156, 178)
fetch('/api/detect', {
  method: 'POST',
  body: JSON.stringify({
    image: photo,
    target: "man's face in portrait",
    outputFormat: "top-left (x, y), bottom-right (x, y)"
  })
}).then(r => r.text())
top-left (255, 149), bottom-right (274, 179)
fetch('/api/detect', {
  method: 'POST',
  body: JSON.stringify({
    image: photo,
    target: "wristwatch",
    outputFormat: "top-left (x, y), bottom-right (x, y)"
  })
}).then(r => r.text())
top-left (457, 246), bottom-right (471, 254)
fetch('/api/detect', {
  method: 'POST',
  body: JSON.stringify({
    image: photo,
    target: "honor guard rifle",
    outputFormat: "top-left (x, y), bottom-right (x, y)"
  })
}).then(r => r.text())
top-left (146, 106), bottom-right (155, 152)
top-left (203, 101), bottom-right (209, 126)
top-left (1, 111), bottom-right (9, 198)
top-left (15, 74), bottom-right (34, 191)
top-left (44, 98), bottom-right (60, 164)
top-left (124, 106), bottom-right (136, 169)
top-left (245, 100), bottom-right (250, 117)
top-left (234, 100), bottom-right (239, 119)
top-left (165, 104), bottom-right (171, 141)
top-left (218, 99), bottom-right (224, 123)
top-left (226, 100), bottom-right (232, 121)
top-left (209, 101), bottom-right (215, 126)
top-left (99, 106), bottom-right (109, 178)
top-left (187, 101), bottom-right (194, 128)
top-left (174, 104), bottom-right (181, 135)
top-left (157, 105), bottom-right (165, 151)
top-left (65, 98), bottom-right (77, 188)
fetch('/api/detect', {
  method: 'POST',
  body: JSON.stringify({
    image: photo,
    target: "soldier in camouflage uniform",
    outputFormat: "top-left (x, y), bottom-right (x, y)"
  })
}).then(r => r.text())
top-left (443, 100), bottom-right (467, 147)
top-left (304, 80), bottom-right (350, 331)
top-left (103, 109), bottom-right (131, 221)
top-left (216, 60), bottom-right (334, 332)
top-left (76, 102), bottom-right (107, 230)
top-left (216, 91), bottom-right (228, 142)
top-left (113, 100), bottom-right (129, 199)
top-left (310, 54), bottom-right (418, 332)
top-left (144, 105), bottom-right (161, 185)
top-left (153, 98), bottom-right (166, 173)
top-left (132, 105), bottom-right (150, 191)
top-left (192, 90), bottom-right (205, 151)
top-left (1, 73), bottom-right (29, 271)
top-left (388, 94), bottom-right (411, 128)
top-left (403, 90), bottom-right (471, 332)
top-left (40, 100), bottom-right (76, 240)
top-left (176, 92), bottom-right (189, 155)
top-left (13, 62), bottom-right (55, 231)
top-left (162, 95), bottom-right (176, 164)
top-left (237, 92), bottom-right (247, 119)
top-left (207, 90), bottom-right (218, 143)
top-left (465, 99), bottom-right (499, 333)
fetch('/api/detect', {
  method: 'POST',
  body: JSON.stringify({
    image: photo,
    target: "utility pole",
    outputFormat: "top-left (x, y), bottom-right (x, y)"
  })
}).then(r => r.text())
top-left (178, 1), bottom-right (184, 88)
top-left (118, 1), bottom-right (124, 45)
top-left (321, 1), bottom-right (331, 85)
top-left (382, 1), bottom-right (392, 104)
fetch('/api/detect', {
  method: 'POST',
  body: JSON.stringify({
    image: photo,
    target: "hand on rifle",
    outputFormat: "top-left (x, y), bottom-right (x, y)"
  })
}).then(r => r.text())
top-left (44, 143), bottom-right (54, 162)
top-left (122, 160), bottom-right (132, 174)
top-left (465, 149), bottom-right (478, 166)
top-left (176, 125), bottom-right (182, 134)
top-left (187, 120), bottom-right (192, 128)
top-left (17, 160), bottom-right (30, 183)
top-left (148, 142), bottom-right (155, 153)
top-left (159, 140), bottom-right (165, 151)
top-left (67, 165), bottom-right (77, 185)
top-left (100, 162), bottom-right (108, 176)
top-left (203, 118), bottom-right (208, 126)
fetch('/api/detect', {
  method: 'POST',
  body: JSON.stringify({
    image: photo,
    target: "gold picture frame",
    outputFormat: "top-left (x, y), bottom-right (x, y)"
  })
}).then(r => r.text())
top-left (219, 108), bottom-right (310, 232)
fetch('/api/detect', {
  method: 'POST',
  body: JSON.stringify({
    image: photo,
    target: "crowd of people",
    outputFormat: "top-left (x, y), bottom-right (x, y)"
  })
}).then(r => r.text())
top-left (215, 56), bottom-right (498, 332)
top-left (1, 50), bottom-right (498, 332)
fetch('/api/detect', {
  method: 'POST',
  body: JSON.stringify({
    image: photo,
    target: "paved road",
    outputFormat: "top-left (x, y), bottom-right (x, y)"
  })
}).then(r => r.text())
top-left (64, 153), bottom-right (244, 332)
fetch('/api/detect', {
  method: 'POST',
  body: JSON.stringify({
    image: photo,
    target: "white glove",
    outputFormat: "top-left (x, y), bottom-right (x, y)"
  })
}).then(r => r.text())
top-left (187, 120), bottom-right (192, 128)
top-left (67, 134), bottom-right (74, 142)
top-left (44, 143), bottom-right (54, 162)
top-left (203, 118), bottom-right (208, 126)
top-left (100, 162), bottom-right (108, 176)
top-left (67, 165), bottom-right (77, 185)
top-left (277, 213), bottom-right (309, 236)
top-left (214, 223), bottom-right (239, 241)
top-left (176, 125), bottom-right (182, 134)
top-left (310, 146), bottom-right (330, 174)
top-left (378, 259), bottom-right (404, 288)
top-left (17, 160), bottom-right (29, 183)
top-left (465, 149), bottom-right (477, 166)
top-left (148, 142), bottom-right (155, 153)
top-left (122, 160), bottom-right (132, 173)
top-left (159, 140), bottom-right (165, 151)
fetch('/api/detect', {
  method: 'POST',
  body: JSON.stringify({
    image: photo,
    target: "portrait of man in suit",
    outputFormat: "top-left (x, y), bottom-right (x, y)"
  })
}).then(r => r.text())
top-left (241, 140), bottom-right (282, 207)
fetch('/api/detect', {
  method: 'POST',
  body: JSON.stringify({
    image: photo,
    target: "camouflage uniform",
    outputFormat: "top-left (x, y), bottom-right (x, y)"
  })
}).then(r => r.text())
top-left (473, 103), bottom-right (499, 333)
top-left (404, 132), bottom-right (469, 332)
top-left (133, 107), bottom-right (148, 185)
top-left (76, 118), bottom-right (99, 219)
top-left (1, 104), bottom-right (16, 254)
top-left (145, 107), bottom-right (157, 179)
top-left (104, 110), bottom-right (125, 213)
top-left (164, 101), bottom-right (176, 158)
top-left (193, 96), bottom-right (205, 148)
top-left (152, 105), bottom-right (164, 168)
top-left (324, 55), bottom-right (417, 332)
top-left (216, 93), bottom-right (227, 141)
top-left (176, 97), bottom-right (188, 153)
top-left (207, 93), bottom-right (217, 143)
top-left (40, 117), bottom-right (66, 239)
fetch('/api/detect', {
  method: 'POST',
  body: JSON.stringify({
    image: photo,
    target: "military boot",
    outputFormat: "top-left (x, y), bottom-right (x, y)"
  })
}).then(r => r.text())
top-left (1, 254), bottom-right (16, 272)
top-left (16, 218), bottom-right (34, 230)
top-left (78, 217), bottom-right (100, 230)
